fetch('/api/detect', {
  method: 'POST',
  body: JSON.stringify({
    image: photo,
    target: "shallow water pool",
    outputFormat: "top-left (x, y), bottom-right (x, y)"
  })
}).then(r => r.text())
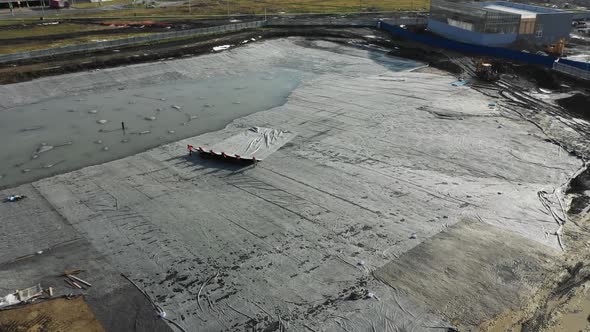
top-left (0, 41), bottom-right (421, 189)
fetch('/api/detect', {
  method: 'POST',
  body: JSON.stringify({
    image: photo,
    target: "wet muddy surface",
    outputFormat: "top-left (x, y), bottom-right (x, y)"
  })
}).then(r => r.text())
top-left (0, 39), bottom-right (420, 189)
top-left (566, 167), bottom-right (590, 215)
top-left (556, 93), bottom-right (590, 121)
top-left (0, 70), bottom-right (301, 188)
top-left (0, 36), bottom-right (585, 331)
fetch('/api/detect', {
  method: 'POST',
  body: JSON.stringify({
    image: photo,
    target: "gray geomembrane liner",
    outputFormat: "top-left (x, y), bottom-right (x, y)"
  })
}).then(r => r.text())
top-left (198, 127), bottom-right (296, 160)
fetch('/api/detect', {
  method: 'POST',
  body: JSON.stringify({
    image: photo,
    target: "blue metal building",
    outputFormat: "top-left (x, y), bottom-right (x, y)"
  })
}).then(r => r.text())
top-left (428, 0), bottom-right (573, 46)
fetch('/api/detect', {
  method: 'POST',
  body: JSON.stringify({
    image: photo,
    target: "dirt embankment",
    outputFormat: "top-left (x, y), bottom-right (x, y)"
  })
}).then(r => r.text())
top-left (1, 22), bottom-right (587, 91)
top-left (557, 93), bottom-right (590, 121)
top-left (482, 185), bottom-right (590, 332)
top-left (0, 27), bottom-right (377, 85)
top-left (0, 296), bottom-right (105, 332)
top-left (567, 166), bottom-right (590, 216)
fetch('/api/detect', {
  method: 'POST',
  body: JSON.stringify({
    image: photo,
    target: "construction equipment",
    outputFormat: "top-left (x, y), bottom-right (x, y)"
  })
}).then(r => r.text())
top-left (475, 60), bottom-right (499, 81)
top-left (545, 38), bottom-right (566, 56)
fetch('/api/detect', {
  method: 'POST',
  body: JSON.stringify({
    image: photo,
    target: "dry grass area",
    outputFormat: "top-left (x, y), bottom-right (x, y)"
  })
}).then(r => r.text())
top-left (62, 0), bottom-right (429, 17)
top-left (0, 0), bottom-right (429, 54)
top-left (0, 31), bottom-right (151, 54)
top-left (0, 21), bottom-right (156, 54)
top-left (0, 22), bottom-right (115, 39)
top-left (0, 297), bottom-right (105, 332)
top-left (0, 19), bottom-right (38, 26)
top-left (208, 0), bottom-right (429, 14)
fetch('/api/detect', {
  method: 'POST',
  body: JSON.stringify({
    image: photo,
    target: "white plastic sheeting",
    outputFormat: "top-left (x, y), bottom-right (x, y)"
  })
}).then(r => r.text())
top-left (0, 284), bottom-right (43, 308)
top-left (198, 127), bottom-right (296, 161)
top-left (0, 293), bottom-right (19, 308)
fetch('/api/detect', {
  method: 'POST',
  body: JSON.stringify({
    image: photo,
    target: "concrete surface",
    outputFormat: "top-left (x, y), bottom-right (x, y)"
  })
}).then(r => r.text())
top-left (0, 38), bottom-right (583, 331)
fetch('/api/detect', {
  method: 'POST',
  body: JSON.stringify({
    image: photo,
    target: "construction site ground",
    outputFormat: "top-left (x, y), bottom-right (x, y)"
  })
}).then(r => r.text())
top-left (0, 25), bottom-right (589, 332)
top-left (0, 297), bottom-right (105, 332)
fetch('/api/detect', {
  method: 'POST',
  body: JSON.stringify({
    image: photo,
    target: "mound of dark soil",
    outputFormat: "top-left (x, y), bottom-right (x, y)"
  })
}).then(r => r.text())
top-left (565, 165), bottom-right (590, 215)
top-left (525, 65), bottom-right (561, 89)
top-left (557, 93), bottom-right (590, 120)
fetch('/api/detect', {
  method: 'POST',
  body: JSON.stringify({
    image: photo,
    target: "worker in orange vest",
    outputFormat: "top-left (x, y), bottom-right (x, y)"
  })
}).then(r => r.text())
top-left (187, 144), bottom-right (193, 156)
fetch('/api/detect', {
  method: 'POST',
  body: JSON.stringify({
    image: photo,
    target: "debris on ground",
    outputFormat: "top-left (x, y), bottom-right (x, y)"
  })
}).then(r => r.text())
top-left (64, 279), bottom-right (82, 289)
top-left (347, 289), bottom-right (369, 301)
top-left (0, 284), bottom-right (43, 308)
top-left (451, 79), bottom-right (468, 86)
top-left (67, 275), bottom-right (92, 288)
top-left (212, 45), bottom-right (231, 52)
top-left (0, 292), bottom-right (20, 308)
top-left (3, 194), bottom-right (27, 203)
top-left (345, 288), bottom-right (379, 301)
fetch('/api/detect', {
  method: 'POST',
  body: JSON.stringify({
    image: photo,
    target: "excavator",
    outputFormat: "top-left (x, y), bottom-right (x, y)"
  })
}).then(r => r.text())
top-left (475, 59), bottom-right (499, 81)
top-left (545, 38), bottom-right (566, 57)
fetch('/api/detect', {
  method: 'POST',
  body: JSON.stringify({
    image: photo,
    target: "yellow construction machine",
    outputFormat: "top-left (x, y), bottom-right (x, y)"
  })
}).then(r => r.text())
top-left (475, 59), bottom-right (499, 81)
top-left (545, 38), bottom-right (566, 56)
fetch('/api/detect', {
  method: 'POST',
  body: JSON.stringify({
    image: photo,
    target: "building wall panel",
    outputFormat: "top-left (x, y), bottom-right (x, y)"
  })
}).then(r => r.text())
top-left (532, 13), bottom-right (573, 44)
top-left (519, 18), bottom-right (536, 35)
top-left (428, 19), bottom-right (518, 45)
